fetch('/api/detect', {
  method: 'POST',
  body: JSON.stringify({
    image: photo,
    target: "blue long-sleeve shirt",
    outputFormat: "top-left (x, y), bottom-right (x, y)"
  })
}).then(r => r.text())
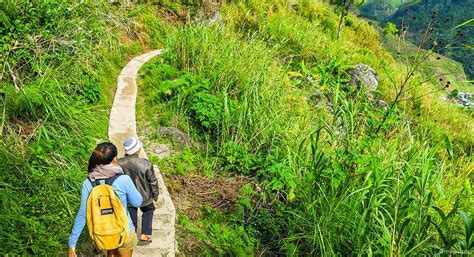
top-left (68, 174), bottom-right (143, 248)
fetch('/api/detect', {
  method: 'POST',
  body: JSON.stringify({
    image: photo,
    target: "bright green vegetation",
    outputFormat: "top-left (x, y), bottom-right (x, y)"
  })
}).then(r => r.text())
top-left (1, 0), bottom-right (473, 256)
top-left (382, 35), bottom-right (473, 94)
top-left (377, 27), bottom-right (474, 152)
top-left (0, 1), bottom-right (164, 255)
top-left (138, 1), bottom-right (473, 255)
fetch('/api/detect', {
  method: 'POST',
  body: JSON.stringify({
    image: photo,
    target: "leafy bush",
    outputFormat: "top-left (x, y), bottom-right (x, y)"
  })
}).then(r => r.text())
top-left (190, 92), bottom-right (222, 130)
top-left (383, 22), bottom-right (399, 36)
top-left (178, 209), bottom-right (255, 256)
top-left (76, 74), bottom-right (101, 103)
top-left (142, 60), bottom-right (226, 132)
top-left (448, 89), bottom-right (459, 99)
top-left (158, 147), bottom-right (204, 175)
top-left (218, 141), bottom-right (256, 175)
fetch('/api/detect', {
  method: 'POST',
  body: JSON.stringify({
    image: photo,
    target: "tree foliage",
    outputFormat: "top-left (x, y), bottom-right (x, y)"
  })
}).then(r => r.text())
top-left (383, 21), bottom-right (399, 36)
top-left (330, 0), bottom-right (366, 40)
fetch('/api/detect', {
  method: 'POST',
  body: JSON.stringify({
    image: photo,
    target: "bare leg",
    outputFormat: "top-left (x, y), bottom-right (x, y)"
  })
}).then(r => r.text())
top-left (118, 249), bottom-right (133, 257)
top-left (107, 250), bottom-right (119, 257)
top-left (140, 234), bottom-right (151, 241)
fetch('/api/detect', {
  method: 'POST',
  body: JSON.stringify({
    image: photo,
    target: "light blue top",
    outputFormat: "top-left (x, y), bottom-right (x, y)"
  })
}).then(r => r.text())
top-left (68, 174), bottom-right (143, 248)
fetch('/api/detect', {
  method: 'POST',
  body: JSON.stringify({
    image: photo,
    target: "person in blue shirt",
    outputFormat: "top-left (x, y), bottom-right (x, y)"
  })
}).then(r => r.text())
top-left (68, 143), bottom-right (143, 257)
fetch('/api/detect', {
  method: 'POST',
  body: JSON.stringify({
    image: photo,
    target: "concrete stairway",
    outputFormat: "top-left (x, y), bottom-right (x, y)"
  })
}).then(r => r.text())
top-left (108, 50), bottom-right (177, 256)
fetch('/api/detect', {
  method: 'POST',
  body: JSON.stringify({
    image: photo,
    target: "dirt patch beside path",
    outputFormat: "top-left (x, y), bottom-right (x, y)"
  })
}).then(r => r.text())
top-left (163, 173), bottom-right (251, 220)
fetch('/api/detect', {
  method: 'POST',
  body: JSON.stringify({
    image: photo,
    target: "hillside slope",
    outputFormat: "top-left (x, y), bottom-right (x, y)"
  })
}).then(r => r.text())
top-left (1, 0), bottom-right (473, 256)
top-left (137, 1), bottom-right (473, 255)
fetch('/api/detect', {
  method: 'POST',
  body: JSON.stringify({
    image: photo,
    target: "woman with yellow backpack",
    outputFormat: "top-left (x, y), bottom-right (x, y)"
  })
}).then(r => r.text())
top-left (67, 142), bottom-right (143, 257)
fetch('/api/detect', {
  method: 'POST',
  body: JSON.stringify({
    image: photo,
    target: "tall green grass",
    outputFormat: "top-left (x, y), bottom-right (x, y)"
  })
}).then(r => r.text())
top-left (140, 0), bottom-right (473, 255)
top-left (162, 24), bottom-right (315, 160)
top-left (0, 1), bottom-right (167, 254)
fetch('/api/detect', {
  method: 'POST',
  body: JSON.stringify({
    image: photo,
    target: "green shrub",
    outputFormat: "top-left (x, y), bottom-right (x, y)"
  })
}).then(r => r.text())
top-left (77, 74), bottom-right (101, 103)
top-left (448, 89), bottom-right (459, 99)
top-left (218, 141), bottom-right (256, 175)
top-left (159, 147), bottom-right (203, 175)
top-left (190, 92), bottom-right (222, 130)
top-left (383, 22), bottom-right (399, 36)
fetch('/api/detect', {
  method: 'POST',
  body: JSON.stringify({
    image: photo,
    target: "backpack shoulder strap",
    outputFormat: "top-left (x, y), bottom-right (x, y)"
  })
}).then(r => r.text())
top-left (88, 178), bottom-right (101, 187)
top-left (105, 174), bottom-right (123, 186)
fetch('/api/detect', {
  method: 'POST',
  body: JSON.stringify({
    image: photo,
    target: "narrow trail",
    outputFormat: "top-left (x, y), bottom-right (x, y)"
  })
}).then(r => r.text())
top-left (108, 50), bottom-right (177, 256)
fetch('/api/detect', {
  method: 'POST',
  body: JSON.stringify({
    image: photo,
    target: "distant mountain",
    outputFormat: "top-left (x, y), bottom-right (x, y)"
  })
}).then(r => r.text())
top-left (360, 0), bottom-right (474, 80)
top-left (359, 0), bottom-right (412, 21)
top-left (388, 0), bottom-right (473, 80)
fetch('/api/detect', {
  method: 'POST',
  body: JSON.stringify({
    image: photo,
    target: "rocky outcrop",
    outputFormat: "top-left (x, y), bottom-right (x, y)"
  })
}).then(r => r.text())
top-left (348, 64), bottom-right (379, 91)
top-left (346, 64), bottom-right (390, 110)
top-left (208, 11), bottom-right (222, 25)
top-left (159, 127), bottom-right (191, 149)
top-left (375, 99), bottom-right (388, 110)
top-left (457, 91), bottom-right (473, 108)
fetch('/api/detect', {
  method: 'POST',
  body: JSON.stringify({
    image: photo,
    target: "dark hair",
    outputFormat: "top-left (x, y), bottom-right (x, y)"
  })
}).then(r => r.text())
top-left (88, 142), bottom-right (118, 173)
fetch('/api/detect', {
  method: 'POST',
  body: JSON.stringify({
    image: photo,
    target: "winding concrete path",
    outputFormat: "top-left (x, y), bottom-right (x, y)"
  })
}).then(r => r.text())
top-left (108, 50), bottom-right (177, 256)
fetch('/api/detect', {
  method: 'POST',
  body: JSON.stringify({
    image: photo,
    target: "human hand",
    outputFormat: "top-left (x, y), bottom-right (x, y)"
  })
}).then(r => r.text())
top-left (68, 247), bottom-right (77, 257)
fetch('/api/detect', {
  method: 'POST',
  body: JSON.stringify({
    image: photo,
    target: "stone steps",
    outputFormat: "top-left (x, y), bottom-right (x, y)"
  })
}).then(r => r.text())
top-left (108, 50), bottom-right (177, 256)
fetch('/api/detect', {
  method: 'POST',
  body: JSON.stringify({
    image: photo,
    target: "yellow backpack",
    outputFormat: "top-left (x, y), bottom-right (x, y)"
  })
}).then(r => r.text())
top-left (86, 174), bottom-right (130, 250)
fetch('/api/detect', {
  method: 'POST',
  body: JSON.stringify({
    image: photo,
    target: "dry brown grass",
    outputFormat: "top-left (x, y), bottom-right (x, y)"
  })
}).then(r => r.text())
top-left (164, 173), bottom-right (251, 220)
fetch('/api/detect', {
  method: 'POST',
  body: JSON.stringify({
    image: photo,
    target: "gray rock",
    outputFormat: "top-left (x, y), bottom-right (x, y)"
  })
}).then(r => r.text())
top-left (375, 99), bottom-right (388, 110)
top-left (153, 144), bottom-right (172, 159)
top-left (348, 64), bottom-right (379, 91)
top-left (158, 127), bottom-right (190, 148)
top-left (457, 91), bottom-right (472, 100)
top-left (460, 99), bottom-right (473, 108)
top-left (209, 11), bottom-right (222, 26)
